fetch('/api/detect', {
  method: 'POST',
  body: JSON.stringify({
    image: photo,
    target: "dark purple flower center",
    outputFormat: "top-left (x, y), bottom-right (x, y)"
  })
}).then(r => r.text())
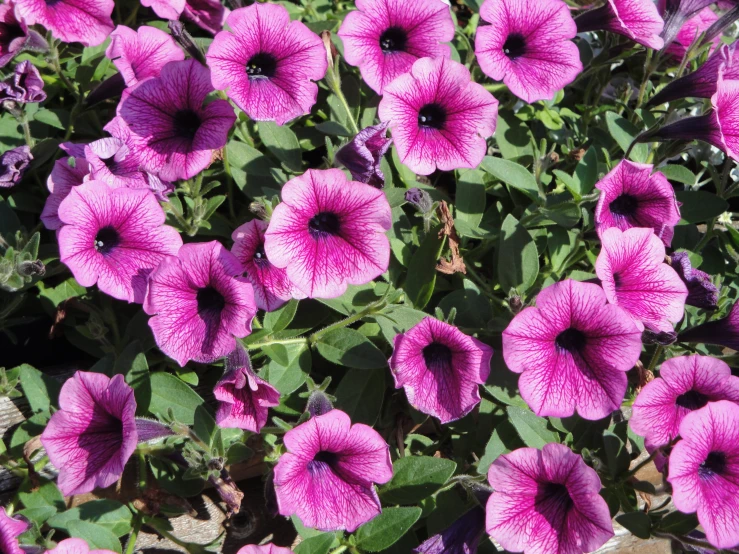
top-left (536, 481), bottom-right (573, 513)
top-left (423, 341), bottom-right (453, 372)
top-left (675, 389), bottom-right (709, 411)
top-left (307, 450), bottom-right (340, 474)
top-left (94, 226), bottom-right (120, 255)
top-left (308, 211), bottom-right (341, 238)
top-left (196, 286), bottom-right (226, 317)
top-left (173, 109), bottom-right (201, 141)
top-left (0, 22), bottom-right (25, 43)
top-left (379, 26), bottom-right (408, 53)
top-left (699, 451), bottom-right (727, 478)
top-left (555, 328), bottom-right (587, 353)
top-left (418, 103), bottom-right (446, 130)
top-left (246, 52), bottom-right (277, 79)
top-left (609, 194), bottom-right (639, 217)
top-left (503, 33), bottom-right (527, 60)
top-left (253, 243), bottom-right (269, 266)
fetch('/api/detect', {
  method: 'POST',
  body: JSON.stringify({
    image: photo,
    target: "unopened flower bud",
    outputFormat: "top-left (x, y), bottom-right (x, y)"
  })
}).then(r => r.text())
top-left (169, 21), bottom-right (207, 66)
top-left (405, 187), bottom-right (433, 214)
top-left (16, 259), bottom-right (44, 278)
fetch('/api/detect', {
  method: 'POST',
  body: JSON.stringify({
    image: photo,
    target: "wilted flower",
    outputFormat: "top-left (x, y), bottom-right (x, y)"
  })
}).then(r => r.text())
top-left (575, 0), bottom-right (665, 50)
top-left (13, 0), bottom-right (114, 47)
top-left (334, 122), bottom-right (392, 188)
top-left (47, 538), bottom-right (117, 554)
top-left (106, 25), bottom-right (184, 88)
top-left (679, 299), bottom-right (739, 350)
top-left (0, 507), bottom-right (28, 554)
top-left (669, 252), bottom-right (719, 310)
top-left (41, 143), bottom-right (90, 230)
top-left (0, 3), bottom-right (47, 68)
top-left (414, 506), bottom-right (485, 554)
top-left (0, 60), bottom-right (45, 103)
top-left (0, 145), bottom-right (31, 189)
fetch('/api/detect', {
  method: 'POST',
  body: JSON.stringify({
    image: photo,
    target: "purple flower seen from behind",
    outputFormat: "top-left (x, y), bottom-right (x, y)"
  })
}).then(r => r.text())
top-left (575, 0), bottom-right (665, 50)
top-left (273, 409), bottom-right (393, 532)
top-left (0, 145), bottom-right (31, 189)
top-left (47, 538), bottom-right (117, 554)
top-left (181, 0), bottom-right (229, 35)
top-left (486, 443), bottom-right (614, 554)
top-left (14, 0), bottom-right (114, 47)
top-left (0, 60), bottom-right (45, 103)
top-left (40, 372), bottom-right (137, 496)
top-left (670, 252), bottom-right (719, 310)
top-left (0, 3), bottom-right (46, 69)
top-left (679, 299), bottom-right (739, 350)
top-left (334, 122), bottom-right (392, 189)
top-left (414, 506), bottom-right (485, 554)
top-left (0, 507), bottom-right (28, 554)
top-left (389, 317), bottom-right (493, 424)
top-left (661, 0), bottom-right (726, 46)
top-left (235, 545), bottom-right (293, 554)
top-left (665, 7), bottom-right (719, 59)
top-left (41, 143), bottom-right (90, 230)
top-left (106, 25), bottom-right (184, 88)
top-left (503, 279), bottom-right (642, 420)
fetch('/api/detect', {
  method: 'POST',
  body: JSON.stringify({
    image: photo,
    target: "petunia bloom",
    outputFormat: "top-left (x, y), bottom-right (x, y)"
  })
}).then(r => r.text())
top-left (594, 160), bottom-right (681, 247)
top-left (389, 317), bottom-right (493, 424)
top-left (13, 0), bottom-right (114, 47)
top-left (236, 544), bottom-right (293, 554)
top-left (47, 538), bottom-right (117, 554)
top-left (665, 7), bottom-right (719, 59)
top-left (661, 0), bottom-right (732, 47)
top-left (106, 25), bottom-right (184, 88)
top-left (40, 372), bottom-right (137, 496)
top-left (207, 3), bottom-right (325, 126)
top-left (486, 443), bottom-right (614, 554)
top-left (334, 122), bottom-right (392, 188)
top-left (668, 401), bottom-right (739, 549)
top-left (0, 507), bottom-right (28, 554)
top-left (264, 168), bottom-right (392, 299)
top-left (575, 0), bottom-right (665, 50)
top-left (144, 240), bottom-right (257, 367)
top-left (140, 0), bottom-right (228, 35)
top-left (58, 181), bottom-right (182, 303)
top-left (475, 0), bottom-right (582, 103)
top-left (41, 143), bottom-right (90, 230)
top-left (503, 279), bottom-right (642, 420)
top-left (669, 252), bottom-right (719, 310)
top-left (337, 0), bottom-right (454, 95)
top-left (414, 506), bottom-right (485, 554)
top-left (378, 57), bottom-right (498, 175)
top-left (273, 409), bottom-right (393, 532)
top-left (0, 145), bottom-right (31, 188)
top-left (679, 299), bottom-right (739, 350)
top-left (0, 60), bottom-right (45, 103)
top-left (0, 3), bottom-right (46, 68)
top-left (595, 227), bottom-right (688, 333)
top-left (114, 59), bottom-right (235, 182)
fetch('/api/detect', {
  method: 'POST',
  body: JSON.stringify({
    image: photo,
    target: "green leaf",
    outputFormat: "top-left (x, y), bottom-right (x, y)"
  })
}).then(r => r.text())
top-left (147, 371), bottom-right (208, 425)
top-left (658, 511), bottom-right (699, 535)
top-left (115, 342), bottom-right (150, 416)
top-left (264, 299), bottom-right (299, 332)
top-left (47, 500), bottom-right (133, 537)
top-left (18, 478), bottom-right (64, 512)
top-left (258, 121), bottom-right (302, 172)
top-left (405, 227), bottom-right (444, 310)
top-left (675, 191), bottom-right (729, 223)
top-left (334, 369), bottom-right (385, 426)
top-left (33, 109), bottom-right (68, 130)
top-left (314, 328), bottom-right (387, 369)
top-left (572, 147), bottom-right (598, 197)
top-left (456, 169), bottom-right (486, 227)
top-left (477, 420), bottom-right (523, 474)
top-left (37, 278), bottom-right (86, 307)
top-left (149, 457), bottom-right (205, 497)
top-left (481, 156), bottom-right (539, 202)
top-left (494, 112), bottom-right (534, 161)
top-left (379, 456), bottom-right (456, 505)
top-left (293, 533), bottom-right (338, 554)
top-left (616, 512), bottom-right (651, 539)
top-left (354, 507), bottom-right (422, 552)
top-left (375, 306), bottom-right (427, 345)
top-left (18, 364), bottom-right (60, 414)
top-left (264, 342), bottom-right (311, 394)
top-left (549, 228), bottom-right (578, 274)
top-left (498, 214), bottom-right (539, 294)
top-left (605, 112), bottom-right (648, 163)
top-left (68, 520), bottom-right (122, 554)
top-left (506, 406), bottom-right (559, 448)
top-left (603, 429), bottom-right (631, 479)
top-left (18, 506), bottom-right (56, 525)
top-left (659, 165), bottom-right (696, 185)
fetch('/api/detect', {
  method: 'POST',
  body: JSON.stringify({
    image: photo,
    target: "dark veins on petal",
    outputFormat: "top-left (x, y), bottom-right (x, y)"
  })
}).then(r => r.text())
top-left (534, 481), bottom-right (573, 534)
top-left (418, 103), bottom-right (447, 130)
top-left (609, 194), bottom-right (639, 217)
top-left (246, 52), bottom-right (277, 79)
top-left (197, 286), bottom-right (226, 317)
top-left (699, 451), bottom-right (727, 478)
top-left (308, 211), bottom-right (341, 239)
top-left (379, 26), bottom-right (408, 52)
top-left (503, 33), bottom-right (526, 60)
top-left (307, 450), bottom-right (340, 475)
top-left (555, 328), bottom-right (587, 353)
top-left (94, 226), bottom-right (120, 255)
top-left (173, 109), bottom-right (201, 141)
top-left (675, 389), bottom-right (709, 411)
top-left (423, 342), bottom-right (454, 372)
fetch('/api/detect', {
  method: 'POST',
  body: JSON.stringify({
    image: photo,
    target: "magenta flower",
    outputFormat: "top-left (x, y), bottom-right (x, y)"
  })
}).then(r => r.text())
top-left (273, 409), bottom-right (393, 532)
top-left (207, 3), bottom-right (325, 126)
top-left (389, 317), bottom-right (493, 424)
top-left (236, 545), bottom-right (293, 554)
top-left (41, 143), bottom-right (90, 230)
top-left (503, 279), bottom-right (642, 420)
top-left (337, 0), bottom-right (454, 95)
top-left (144, 241), bottom-right (257, 367)
top-left (378, 57), bottom-right (498, 175)
top-left (0, 3), bottom-right (46, 69)
top-left (668, 401), bottom-right (739, 549)
top-left (0, 145), bottom-right (31, 189)
top-left (594, 160), bottom-right (681, 247)
top-left (115, 59), bottom-right (235, 182)
top-left (575, 0), bottom-right (665, 50)
top-left (670, 252), bottom-right (719, 310)
top-left (414, 506), bottom-right (485, 554)
top-left (679, 300), bottom-right (739, 350)
top-left (40, 372), bottom-right (137, 496)
top-left (665, 7), bottom-right (719, 59)
top-left (106, 25), bottom-right (184, 88)
top-left (181, 0), bottom-right (228, 35)
top-left (140, 0), bottom-right (183, 20)
top-left (13, 0), bottom-right (114, 47)
top-left (595, 227), bottom-right (688, 333)
top-left (231, 219), bottom-right (300, 312)
top-left (486, 443), bottom-right (614, 554)
top-left (58, 181), bottom-right (182, 303)
top-left (334, 122), bottom-right (392, 189)
top-left (0, 507), bottom-right (28, 554)
top-left (47, 538), bottom-right (117, 554)
top-left (475, 0), bottom-right (581, 103)
top-left (661, 0), bottom-right (723, 46)
top-left (214, 346), bottom-right (280, 433)
top-left (0, 60), bottom-right (45, 103)
top-left (264, 168), bottom-right (391, 299)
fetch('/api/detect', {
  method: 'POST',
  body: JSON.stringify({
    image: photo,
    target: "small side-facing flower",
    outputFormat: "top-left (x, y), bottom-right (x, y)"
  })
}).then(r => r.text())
top-left (679, 299), bottom-right (739, 350)
top-left (41, 143), bottom-right (90, 230)
top-left (595, 227), bottom-right (688, 333)
top-left (575, 0), bottom-right (665, 50)
top-left (144, 241), bottom-right (257, 366)
top-left (106, 25), bottom-right (184, 88)
top-left (207, 3), bottom-right (326, 126)
top-left (668, 401), bottom-right (739, 550)
top-left (41, 372), bottom-right (137, 496)
top-left (378, 57), bottom-right (498, 175)
top-left (503, 279), bottom-right (642, 420)
top-left (0, 60), bottom-right (45, 103)
top-left (13, 0), bottom-right (114, 47)
top-left (273, 409), bottom-right (393, 532)
top-left (389, 317), bottom-right (493, 424)
top-left (486, 443), bottom-right (614, 554)
top-left (661, 0), bottom-right (721, 47)
top-left (475, 0), bottom-right (582, 103)
top-left (669, 252), bottom-right (719, 310)
top-left (47, 538), bottom-right (117, 554)
top-left (58, 181), bottom-right (182, 303)
top-left (665, 7), bottom-right (719, 59)
top-left (594, 160), bottom-right (681, 247)
top-left (264, 168), bottom-right (391, 299)
top-left (236, 544), bottom-right (293, 554)
top-left (334, 122), bottom-right (392, 188)
top-left (414, 506), bottom-right (485, 554)
top-left (181, 0), bottom-right (229, 35)
top-left (337, 0), bottom-right (454, 95)
top-left (0, 3), bottom-right (46, 68)
top-left (0, 507), bottom-right (28, 554)
top-left (0, 145), bottom-right (31, 188)
top-left (115, 59), bottom-right (235, 182)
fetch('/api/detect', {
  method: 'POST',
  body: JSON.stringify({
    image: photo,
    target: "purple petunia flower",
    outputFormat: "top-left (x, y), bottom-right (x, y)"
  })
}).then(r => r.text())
top-left (679, 299), bottom-right (739, 350)
top-left (13, 0), bottom-right (114, 47)
top-left (337, 0), bottom-right (454, 95)
top-left (595, 227), bottom-right (688, 333)
top-left (389, 317), bottom-right (493, 424)
top-left (47, 538), bottom-right (117, 554)
top-left (665, 7), bottom-right (719, 59)
top-left (475, 0), bottom-right (582, 103)
top-left (486, 443), bottom-right (614, 554)
top-left (503, 279), bottom-right (642, 420)
top-left (575, 0), bottom-right (665, 50)
top-left (334, 122), bottom-right (392, 189)
top-left (41, 142), bottom-right (90, 230)
top-left (594, 160), bottom-right (681, 247)
top-left (144, 240), bottom-right (257, 367)
top-left (140, 0), bottom-right (228, 35)
top-left (207, 3), bottom-right (325, 126)
top-left (668, 401), bottom-right (739, 549)
top-left (40, 372), bottom-right (137, 496)
top-left (0, 145), bottom-right (31, 188)
top-left (414, 506), bottom-right (485, 554)
top-left (378, 57), bottom-right (498, 175)
top-left (661, 0), bottom-right (732, 47)
top-left (113, 59), bottom-right (235, 182)
top-left (106, 25), bottom-right (184, 88)
top-left (214, 345), bottom-right (280, 433)
top-left (231, 219), bottom-right (301, 312)
top-left (273, 409), bottom-right (393, 532)
top-left (0, 507), bottom-right (28, 554)
top-left (0, 3), bottom-right (46, 69)
top-left (0, 60), bottom-right (45, 103)
top-left (669, 252), bottom-right (720, 310)
top-left (235, 545), bottom-right (293, 554)
top-left (264, 168), bottom-right (392, 299)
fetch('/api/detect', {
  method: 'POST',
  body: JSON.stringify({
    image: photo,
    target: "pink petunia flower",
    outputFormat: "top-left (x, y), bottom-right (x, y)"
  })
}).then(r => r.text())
top-left (486, 443), bottom-right (614, 554)
top-left (236, 545), bottom-right (293, 554)
top-left (679, 299), bottom-right (739, 350)
top-left (144, 240), bottom-right (257, 367)
top-left (575, 0), bottom-right (665, 50)
top-left (503, 279), bottom-right (642, 420)
top-left (475, 0), bottom-right (582, 103)
top-left (206, 3), bottom-right (325, 126)
top-left (113, 59), bottom-right (235, 182)
top-left (273, 409), bottom-right (393, 532)
top-left (0, 3), bottom-right (47, 69)
top-left (389, 317), bottom-right (493, 424)
top-left (668, 401), bottom-right (739, 549)
top-left (666, 7), bottom-right (719, 59)
top-left (414, 506), bottom-right (485, 554)
top-left (57, 181), bottom-right (182, 304)
top-left (337, 0), bottom-right (454, 95)
top-left (13, 0), bottom-right (114, 47)
top-left (106, 25), bottom-right (184, 88)
top-left (594, 160), bottom-right (681, 247)
top-left (47, 538), bottom-right (117, 554)
top-left (40, 372), bottom-right (137, 496)
top-left (231, 219), bottom-right (301, 312)
top-left (264, 168), bottom-right (392, 299)
top-left (0, 507), bottom-right (28, 554)
top-left (40, 142), bottom-right (90, 230)
top-left (378, 57), bottom-right (498, 175)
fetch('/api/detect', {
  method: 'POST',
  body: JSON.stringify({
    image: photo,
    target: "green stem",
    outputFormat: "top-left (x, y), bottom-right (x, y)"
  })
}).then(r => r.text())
top-left (20, 114), bottom-right (33, 148)
top-left (171, 422), bottom-right (210, 453)
top-left (646, 345), bottom-right (664, 374)
top-left (124, 511), bottom-right (143, 554)
top-left (465, 264), bottom-right (506, 307)
top-left (634, 49), bottom-right (656, 114)
top-left (48, 41), bottom-right (79, 100)
top-left (334, 85), bottom-right (359, 135)
top-left (309, 301), bottom-right (382, 343)
top-left (694, 217), bottom-right (716, 253)
top-left (246, 337), bottom-right (309, 350)
top-left (329, 547), bottom-right (348, 554)
top-left (221, 143), bottom-right (236, 221)
top-left (138, 453), bottom-right (147, 489)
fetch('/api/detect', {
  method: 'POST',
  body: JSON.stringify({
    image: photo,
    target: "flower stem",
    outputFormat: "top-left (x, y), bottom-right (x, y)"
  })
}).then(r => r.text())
top-left (329, 547), bottom-right (348, 554)
top-left (309, 301), bottom-right (383, 344)
top-left (221, 143), bottom-right (236, 221)
top-left (19, 109), bottom-right (33, 148)
top-left (124, 510), bottom-right (143, 554)
top-left (693, 217), bottom-right (716, 253)
top-left (48, 40), bottom-right (79, 100)
top-left (334, 85), bottom-right (359, 135)
top-left (646, 345), bottom-right (664, 374)
top-left (246, 337), bottom-right (309, 350)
